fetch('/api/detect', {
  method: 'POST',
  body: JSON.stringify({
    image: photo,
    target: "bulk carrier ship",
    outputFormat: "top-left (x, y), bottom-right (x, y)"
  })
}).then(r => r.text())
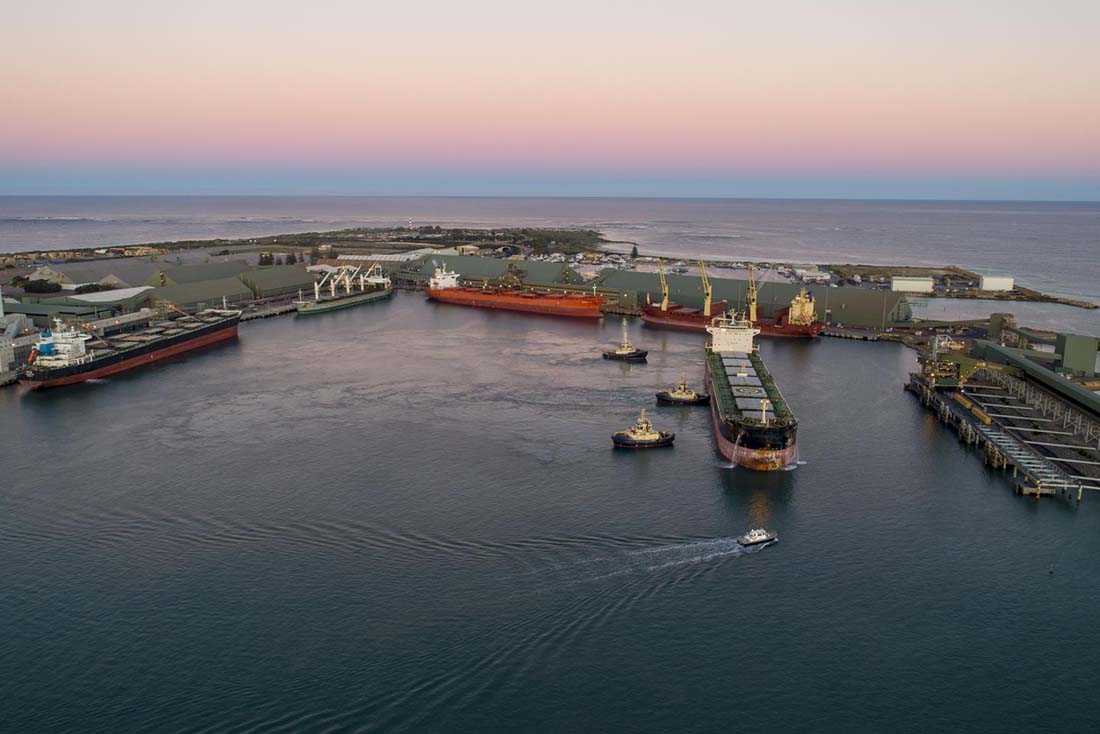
top-left (296, 264), bottom-right (392, 315)
top-left (704, 313), bottom-right (798, 470)
top-left (20, 308), bottom-right (240, 389)
top-left (425, 265), bottom-right (605, 318)
top-left (641, 261), bottom-right (823, 338)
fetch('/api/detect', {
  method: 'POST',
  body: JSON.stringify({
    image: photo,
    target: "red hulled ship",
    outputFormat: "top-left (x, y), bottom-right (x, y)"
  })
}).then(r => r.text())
top-left (641, 261), bottom-right (824, 338)
top-left (20, 309), bottom-right (240, 390)
top-left (424, 265), bottom-right (605, 318)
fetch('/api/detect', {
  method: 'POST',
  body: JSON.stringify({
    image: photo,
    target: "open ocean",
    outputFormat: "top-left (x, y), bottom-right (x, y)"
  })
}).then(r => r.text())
top-left (1, 196), bottom-right (1098, 325)
top-left (2, 197), bottom-right (1100, 732)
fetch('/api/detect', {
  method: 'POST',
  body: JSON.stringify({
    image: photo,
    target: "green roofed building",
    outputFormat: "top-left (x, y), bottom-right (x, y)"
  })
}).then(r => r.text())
top-left (237, 265), bottom-right (318, 298)
top-left (400, 255), bottom-right (584, 286)
top-left (145, 261), bottom-right (253, 288)
top-left (150, 277), bottom-right (254, 312)
top-left (39, 286), bottom-right (154, 313)
top-left (2, 301), bottom-right (104, 328)
top-left (593, 269), bottom-right (912, 328)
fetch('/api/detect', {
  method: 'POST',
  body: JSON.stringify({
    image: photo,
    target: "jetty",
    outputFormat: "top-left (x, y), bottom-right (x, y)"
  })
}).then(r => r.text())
top-left (905, 343), bottom-right (1100, 502)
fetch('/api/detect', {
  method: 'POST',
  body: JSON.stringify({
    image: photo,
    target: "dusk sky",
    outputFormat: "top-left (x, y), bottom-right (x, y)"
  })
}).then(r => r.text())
top-left (3, 0), bottom-right (1098, 199)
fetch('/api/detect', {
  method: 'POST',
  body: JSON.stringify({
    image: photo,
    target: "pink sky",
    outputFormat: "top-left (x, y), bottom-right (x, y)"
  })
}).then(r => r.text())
top-left (2, 1), bottom-right (1098, 191)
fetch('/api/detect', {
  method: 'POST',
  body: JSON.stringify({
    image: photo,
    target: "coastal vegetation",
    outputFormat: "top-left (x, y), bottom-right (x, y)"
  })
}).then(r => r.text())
top-left (21, 279), bottom-right (62, 293)
top-left (0, 226), bottom-right (611, 262)
top-left (74, 283), bottom-right (118, 294)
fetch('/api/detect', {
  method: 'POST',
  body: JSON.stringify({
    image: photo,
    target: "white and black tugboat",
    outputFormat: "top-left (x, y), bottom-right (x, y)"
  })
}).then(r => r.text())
top-left (612, 408), bottom-right (674, 449)
top-left (656, 373), bottom-right (709, 405)
top-left (736, 528), bottom-right (778, 547)
top-left (603, 320), bottom-right (648, 362)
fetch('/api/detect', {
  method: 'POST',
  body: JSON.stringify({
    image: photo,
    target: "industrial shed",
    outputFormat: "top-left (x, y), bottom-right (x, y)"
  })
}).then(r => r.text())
top-left (39, 286), bottom-right (154, 313)
top-left (1, 301), bottom-right (104, 327)
top-left (237, 265), bottom-right (318, 298)
top-left (27, 259), bottom-right (161, 288)
top-left (400, 254), bottom-right (584, 285)
top-left (594, 270), bottom-right (913, 328)
top-left (150, 277), bottom-right (254, 312)
top-left (145, 261), bottom-right (252, 288)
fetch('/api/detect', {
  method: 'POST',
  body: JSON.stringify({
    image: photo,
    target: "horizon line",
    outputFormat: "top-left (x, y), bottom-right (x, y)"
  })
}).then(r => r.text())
top-left (3, 193), bottom-right (1099, 204)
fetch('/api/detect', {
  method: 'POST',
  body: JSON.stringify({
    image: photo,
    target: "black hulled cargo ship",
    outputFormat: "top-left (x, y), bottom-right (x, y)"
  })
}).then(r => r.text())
top-left (704, 313), bottom-right (798, 470)
top-left (20, 309), bottom-right (241, 390)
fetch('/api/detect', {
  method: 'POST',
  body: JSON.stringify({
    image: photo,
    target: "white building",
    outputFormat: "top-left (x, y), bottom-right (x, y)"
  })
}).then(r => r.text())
top-left (890, 276), bottom-right (935, 293)
top-left (980, 275), bottom-right (1015, 292)
top-left (793, 267), bottom-right (832, 283)
top-left (0, 335), bottom-right (15, 384)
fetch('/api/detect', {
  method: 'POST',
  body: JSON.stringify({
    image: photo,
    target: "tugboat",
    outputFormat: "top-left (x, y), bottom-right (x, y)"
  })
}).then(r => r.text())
top-left (603, 320), bottom-right (648, 362)
top-left (612, 408), bottom-right (675, 449)
top-left (737, 528), bottom-right (777, 547)
top-left (656, 373), bottom-right (710, 405)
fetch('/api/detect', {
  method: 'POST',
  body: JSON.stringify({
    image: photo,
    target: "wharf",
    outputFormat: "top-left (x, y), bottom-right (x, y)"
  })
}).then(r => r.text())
top-left (601, 303), bottom-right (642, 316)
top-left (240, 303), bottom-right (297, 321)
top-left (823, 327), bottom-right (880, 341)
top-left (906, 374), bottom-right (1096, 502)
top-left (0, 369), bottom-right (16, 387)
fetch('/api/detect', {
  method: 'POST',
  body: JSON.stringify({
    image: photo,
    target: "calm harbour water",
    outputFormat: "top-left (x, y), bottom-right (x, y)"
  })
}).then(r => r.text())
top-left (3, 295), bottom-right (1099, 733)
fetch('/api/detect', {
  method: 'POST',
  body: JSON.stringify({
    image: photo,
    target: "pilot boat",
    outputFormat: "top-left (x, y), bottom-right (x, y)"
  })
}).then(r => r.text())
top-left (736, 528), bottom-right (778, 547)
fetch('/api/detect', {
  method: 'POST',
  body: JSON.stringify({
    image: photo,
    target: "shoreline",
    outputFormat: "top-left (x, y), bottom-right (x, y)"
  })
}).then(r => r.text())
top-left (2, 225), bottom-right (1095, 311)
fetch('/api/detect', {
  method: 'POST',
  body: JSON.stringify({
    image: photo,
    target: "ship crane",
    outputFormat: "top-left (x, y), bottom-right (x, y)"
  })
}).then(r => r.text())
top-left (699, 258), bottom-right (713, 317)
top-left (314, 269), bottom-right (335, 301)
top-left (747, 263), bottom-right (759, 324)
top-left (313, 265), bottom-right (365, 301)
top-left (341, 265), bottom-right (362, 295)
top-left (658, 262), bottom-right (669, 311)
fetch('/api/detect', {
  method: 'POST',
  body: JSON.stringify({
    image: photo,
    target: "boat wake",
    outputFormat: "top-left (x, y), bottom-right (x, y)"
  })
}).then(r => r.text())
top-left (521, 535), bottom-right (749, 588)
top-left (325, 536), bottom-right (754, 733)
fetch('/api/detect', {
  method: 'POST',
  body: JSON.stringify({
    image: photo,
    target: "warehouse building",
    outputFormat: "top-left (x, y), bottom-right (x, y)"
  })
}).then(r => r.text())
top-left (0, 335), bottom-right (14, 384)
top-left (2, 301), bottom-right (104, 328)
top-left (237, 265), bottom-right (318, 299)
top-left (145, 261), bottom-right (252, 288)
top-left (149, 277), bottom-right (254, 312)
top-left (890, 276), bottom-right (934, 293)
top-left (979, 275), bottom-right (1015, 292)
top-left (38, 286), bottom-right (155, 314)
top-left (594, 270), bottom-right (912, 328)
top-left (25, 259), bottom-right (161, 289)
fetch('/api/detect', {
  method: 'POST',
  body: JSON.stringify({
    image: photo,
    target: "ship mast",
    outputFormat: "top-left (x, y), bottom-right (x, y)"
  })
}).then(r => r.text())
top-left (658, 261), bottom-right (669, 311)
top-left (699, 258), bottom-right (713, 317)
top-left (747, 263), bottom-right (759, 324)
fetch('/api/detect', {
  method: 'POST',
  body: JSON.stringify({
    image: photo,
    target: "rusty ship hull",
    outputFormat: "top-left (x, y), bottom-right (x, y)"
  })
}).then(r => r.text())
top-left (425, 287), bottom-right (605, 318)
top-left (704, 347), bottom-right (798, 471)
top-left (642, 303), bottom-right (822, 337)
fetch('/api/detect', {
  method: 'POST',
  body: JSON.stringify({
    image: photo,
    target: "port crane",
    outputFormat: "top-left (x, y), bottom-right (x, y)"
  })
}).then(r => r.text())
top-left (746, 264), bottom-right (759, 323)
top-left (657, 262), bottom-right (669, 311)
top-left (699, 258), bottom-right (714, 317)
